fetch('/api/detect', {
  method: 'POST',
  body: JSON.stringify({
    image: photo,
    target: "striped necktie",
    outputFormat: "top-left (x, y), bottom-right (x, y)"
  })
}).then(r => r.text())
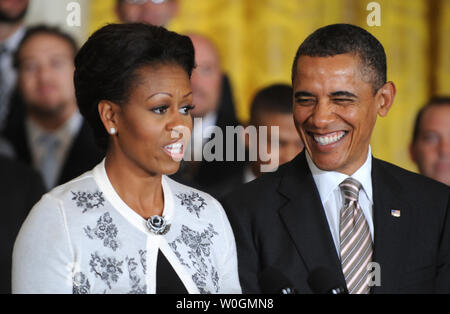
top-left (339, 177), bottom-right (373, 294)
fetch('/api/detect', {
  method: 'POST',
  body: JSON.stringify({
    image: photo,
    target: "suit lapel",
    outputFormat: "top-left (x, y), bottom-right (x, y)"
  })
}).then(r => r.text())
top-left (371, 158), bottom-right (412, 293)
top-left (277, 152), bottom-right (346, 286)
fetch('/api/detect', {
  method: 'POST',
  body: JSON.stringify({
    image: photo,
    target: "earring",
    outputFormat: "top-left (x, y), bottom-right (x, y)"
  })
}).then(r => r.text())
top-left (109, 127), bottom-right (116, 135)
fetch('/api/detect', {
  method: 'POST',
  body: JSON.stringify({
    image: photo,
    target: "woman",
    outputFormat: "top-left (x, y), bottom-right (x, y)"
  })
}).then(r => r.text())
top-left (12, 23), bottom-right (241, 294)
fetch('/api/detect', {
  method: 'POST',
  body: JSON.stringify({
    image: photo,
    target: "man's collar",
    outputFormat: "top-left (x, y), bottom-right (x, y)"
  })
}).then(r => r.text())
top-left (305, 146), bottom-right (373, 203)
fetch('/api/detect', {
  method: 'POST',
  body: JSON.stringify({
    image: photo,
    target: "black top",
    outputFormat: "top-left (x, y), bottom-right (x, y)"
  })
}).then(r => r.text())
top-left (156, 250), bottom-right (188, 294)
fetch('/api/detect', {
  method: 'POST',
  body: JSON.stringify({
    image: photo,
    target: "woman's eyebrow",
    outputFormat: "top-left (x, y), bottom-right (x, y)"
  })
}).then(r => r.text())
top-left (147, 92), bottom-right (173, 100)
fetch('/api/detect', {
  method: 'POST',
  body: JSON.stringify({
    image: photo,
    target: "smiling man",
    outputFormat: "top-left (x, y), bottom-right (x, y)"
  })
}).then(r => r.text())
top-left (221, 24), bottom-right (450, 294)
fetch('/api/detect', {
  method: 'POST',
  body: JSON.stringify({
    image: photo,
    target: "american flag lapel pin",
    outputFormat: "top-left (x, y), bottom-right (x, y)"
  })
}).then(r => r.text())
top-left (391, 209), bottom-right (401, 218)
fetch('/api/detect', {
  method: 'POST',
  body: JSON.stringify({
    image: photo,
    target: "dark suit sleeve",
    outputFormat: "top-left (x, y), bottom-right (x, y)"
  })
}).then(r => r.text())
top-left (220, 196), bottom-right (262, 293)
top-left (0, 158), bottom-right (45, 294)
top-left (437, 192), bottom-right (450, 292)
top-left (10, 164), bottom-right (45, 236)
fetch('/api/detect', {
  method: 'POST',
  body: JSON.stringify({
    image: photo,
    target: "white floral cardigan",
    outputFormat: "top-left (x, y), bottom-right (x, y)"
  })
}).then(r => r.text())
top-left (12, 159), bottom-right (242, 294)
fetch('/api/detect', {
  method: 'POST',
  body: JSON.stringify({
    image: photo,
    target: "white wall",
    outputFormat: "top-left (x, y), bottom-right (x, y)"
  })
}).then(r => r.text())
top-left (24, 0), bottom-right (89, 45)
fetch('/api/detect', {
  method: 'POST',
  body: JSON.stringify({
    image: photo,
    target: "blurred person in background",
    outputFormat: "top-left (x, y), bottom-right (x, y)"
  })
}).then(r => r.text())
top-left (0, 0), bottom-right (28, 131)
top-left (116, 0), bottom-right (178, 26)
top-left (171, 33), bottom-right (244, 197)
top-left (244, 83), bottom-right (304, 182)
top-left (3, 25), bottom-right (103, 190)
top-left (0, 154), bottom-right (45, 294)
top-left (410, 97), bottom-right (450, 185)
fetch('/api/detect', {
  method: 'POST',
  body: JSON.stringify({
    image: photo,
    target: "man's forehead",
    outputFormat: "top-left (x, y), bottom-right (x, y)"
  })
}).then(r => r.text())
top-left (20, 39), bottom-right (74, 61)
top-left (422, 105), bottom-right (450, 123)
top-left (296, 54), bottom-right (361, 73)
top-left (293, 54), bottom-right (374, 90)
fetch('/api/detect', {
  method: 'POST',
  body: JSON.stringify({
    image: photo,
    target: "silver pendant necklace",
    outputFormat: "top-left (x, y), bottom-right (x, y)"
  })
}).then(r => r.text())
top-left (146, 215), bottom-right (171, 235)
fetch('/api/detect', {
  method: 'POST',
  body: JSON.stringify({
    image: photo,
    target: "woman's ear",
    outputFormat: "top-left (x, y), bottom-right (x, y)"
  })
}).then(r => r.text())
top-left (98, 100), bottom-right (120, 135)
top-left (376, 81), bottom-right (396, 117)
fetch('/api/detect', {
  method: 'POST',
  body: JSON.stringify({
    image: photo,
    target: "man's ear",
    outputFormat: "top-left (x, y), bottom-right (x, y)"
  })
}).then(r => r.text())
top-left (376, 81), bottom-right (396, 117)
top-left (98, 100), bottom-right (120, 135)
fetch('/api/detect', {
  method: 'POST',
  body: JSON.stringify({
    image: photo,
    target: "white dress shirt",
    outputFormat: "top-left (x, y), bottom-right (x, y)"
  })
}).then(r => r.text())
top-left (305, 146), bottom-right (374, 256)
top-left (26, 111), bottom-right (83, 188)
top-left (12, 159), bottom-right (241, 294)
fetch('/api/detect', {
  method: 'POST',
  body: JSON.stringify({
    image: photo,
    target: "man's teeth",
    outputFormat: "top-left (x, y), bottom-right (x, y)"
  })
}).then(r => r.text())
top-left (165, 143), bottom-right (183, 153)
top-left (313, 132), bottom-right (346, 146)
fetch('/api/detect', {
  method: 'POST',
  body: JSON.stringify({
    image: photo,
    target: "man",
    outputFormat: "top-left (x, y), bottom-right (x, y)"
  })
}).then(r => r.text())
top-left (0, 0), bottom-right (28, 131)
top-left (222, 24), bottom-right (450, 294)
top-left (244, 83), bottom-right (304, 182)
top-left (4, 25), bottom-right (104, 190)
top-left (410, 97), bottom-right (450, 186)
top-left (0, 155), bottom-right (45, 293)
top-left (116, 0), bottom-right (178, 26)
top-left (171, 33), bottom-right (244, 196)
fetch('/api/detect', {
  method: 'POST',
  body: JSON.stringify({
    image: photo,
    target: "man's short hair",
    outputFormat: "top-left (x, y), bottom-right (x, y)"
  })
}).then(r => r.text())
top-left (249, 84), bottom-right (293, 125)
top-left (13, 25), bottom-right (78, 69)
top-left (291, 23), bottom-right (387, 92)
top-left (411, 97), bottom-right (450, 144)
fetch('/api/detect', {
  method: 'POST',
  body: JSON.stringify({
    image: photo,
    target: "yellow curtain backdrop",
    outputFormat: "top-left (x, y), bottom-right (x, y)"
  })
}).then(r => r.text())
top-left (88, 0), bottom-right (437, 172)
top-left (358, 0), bottom-right (430, 172)
top-left (437, 0), bottom-right (450, 96)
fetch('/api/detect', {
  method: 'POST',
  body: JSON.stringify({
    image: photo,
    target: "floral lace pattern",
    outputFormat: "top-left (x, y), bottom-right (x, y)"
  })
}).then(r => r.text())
top-left (73, 272), bottom-right (91, 294)
top-left (71, 190), bottom-right (105, 213)
top-left (84, 212), bottom-right (119, 251)
top-left (139, 250), bottom-right (147, 275)
top-left (169, 224), bottom-right (219, 293)
top-left (89, 253), bottom-right (123, 290)
top-left (126, 257), bottom-right (147, 294)
top-left (176, 192), bottom-right (207, 218)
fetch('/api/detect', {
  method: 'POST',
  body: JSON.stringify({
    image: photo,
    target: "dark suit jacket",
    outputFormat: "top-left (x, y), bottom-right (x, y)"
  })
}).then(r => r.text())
top-left (0, 156), bottom-right (46, 293)
top-left (3, 116), bottom-right (104, 187)
top-left (221, 151), bottom-right (450, 294)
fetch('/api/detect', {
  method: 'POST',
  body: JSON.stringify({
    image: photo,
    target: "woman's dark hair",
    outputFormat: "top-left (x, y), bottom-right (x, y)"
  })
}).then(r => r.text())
top-left (74, 23), bottom-right (195, 150)
top-left (292, 23), bottom-right (386, 92)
